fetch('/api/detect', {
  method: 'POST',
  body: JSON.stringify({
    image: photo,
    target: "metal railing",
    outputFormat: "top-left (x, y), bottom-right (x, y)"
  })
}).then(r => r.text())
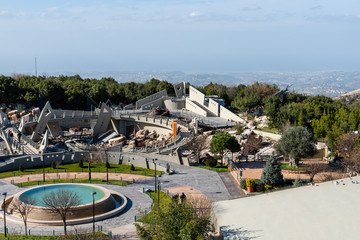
top-left (6, 225), bottom-right (109, 237)
top-left (52, 109), bottom-right (98, 119)
top-left (11, 126), bottom-right (39, 150)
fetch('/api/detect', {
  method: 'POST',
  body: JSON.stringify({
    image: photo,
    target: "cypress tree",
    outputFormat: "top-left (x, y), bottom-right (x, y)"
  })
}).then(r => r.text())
top-left (261, 155), bottom-right (283, 186)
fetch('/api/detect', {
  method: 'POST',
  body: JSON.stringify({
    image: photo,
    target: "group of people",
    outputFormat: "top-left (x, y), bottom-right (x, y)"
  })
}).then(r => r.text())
top-left (8, 130), bottom-right (22, 142)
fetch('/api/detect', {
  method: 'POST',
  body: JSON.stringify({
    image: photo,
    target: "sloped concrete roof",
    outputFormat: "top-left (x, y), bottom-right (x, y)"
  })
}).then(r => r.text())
top-left (213, 176), bottom-right (360, 240)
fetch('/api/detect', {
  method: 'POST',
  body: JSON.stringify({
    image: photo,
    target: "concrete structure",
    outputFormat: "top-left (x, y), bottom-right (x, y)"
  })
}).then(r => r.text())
top-left (133, 82), bottom-right (246, 124)
top-left (0, 111), bottom-right (9, 126)
top-left (136, 89), bottom-right (168, 110)
top-left (213, 177), bottom-right (360, 240)
top-left (0, 81), bottom-right (244, 173)
top-left (174, 82), bottom-right (186, 98)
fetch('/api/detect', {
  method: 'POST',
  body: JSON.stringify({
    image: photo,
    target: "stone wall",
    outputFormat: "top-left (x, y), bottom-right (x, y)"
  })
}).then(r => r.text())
top-left (0, 151), bottom-right (90, 172)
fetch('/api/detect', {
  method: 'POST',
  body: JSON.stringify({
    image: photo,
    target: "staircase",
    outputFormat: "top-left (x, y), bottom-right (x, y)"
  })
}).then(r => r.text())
top-left (3, 127), bottom-right (38, 155)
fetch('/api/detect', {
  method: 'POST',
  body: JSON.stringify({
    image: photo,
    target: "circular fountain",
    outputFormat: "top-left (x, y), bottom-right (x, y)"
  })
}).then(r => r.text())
top-left (8, 184), bottom-right (127, 225)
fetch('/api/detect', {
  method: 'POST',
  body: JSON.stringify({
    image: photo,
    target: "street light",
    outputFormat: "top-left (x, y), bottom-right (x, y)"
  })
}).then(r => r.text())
top-left (152, 158), bottom-right (158, 192)
top-left (157, 180), bottom-right (160, 208)
top-left (91, 191), bottom-right (97, 235)
top-left (41, 153), bottom-right (45, 182)
top-left (105, 150), bottom-right (109, 184)
top-left (2, 192), bottom-right (7, 237)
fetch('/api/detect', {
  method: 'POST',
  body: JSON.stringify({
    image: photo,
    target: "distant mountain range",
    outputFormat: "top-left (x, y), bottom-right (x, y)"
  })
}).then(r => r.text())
top-left (40, 70), bottom-right (360, 97)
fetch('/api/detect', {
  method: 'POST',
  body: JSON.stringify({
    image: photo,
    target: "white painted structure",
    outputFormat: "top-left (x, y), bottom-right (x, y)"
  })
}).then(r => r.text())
top-left (214, 177), bottom-right (360, 240)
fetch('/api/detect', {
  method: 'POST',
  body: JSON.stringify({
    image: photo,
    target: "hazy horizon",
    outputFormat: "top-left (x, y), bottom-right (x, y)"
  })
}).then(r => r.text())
top-left (1, 0), bottom-right (359, 73)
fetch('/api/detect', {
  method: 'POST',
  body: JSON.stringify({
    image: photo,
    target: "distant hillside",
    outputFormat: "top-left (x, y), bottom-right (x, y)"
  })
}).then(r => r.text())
top-left (5, 70), bottom-right (360, 97)
top-left (40, 70), bottom-right (360, 97)
top-left (333, 89), bottom-right (360, 103)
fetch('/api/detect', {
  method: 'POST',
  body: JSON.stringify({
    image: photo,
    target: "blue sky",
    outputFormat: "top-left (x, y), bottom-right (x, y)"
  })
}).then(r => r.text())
top-left (0, 0), bottom-right (359, 74)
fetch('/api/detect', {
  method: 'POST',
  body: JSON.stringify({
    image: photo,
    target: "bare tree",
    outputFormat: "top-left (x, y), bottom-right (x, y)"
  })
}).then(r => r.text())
top-left (187, 195), bottom-right (212, 218)
top-left (335, 133), bottom-right (357, 158)
top-left (11, 196), bottom-right (36, 238)
top-left (242, 132), bottom-right (263, 155)
top-left (306, 163), bottom-right (328, 183)
top-left (188, 135), bottom-right (208, 164)
top-left (42, 190), bottom-right (81, 236)
top-left (335, 133), bottom-right (360, 175)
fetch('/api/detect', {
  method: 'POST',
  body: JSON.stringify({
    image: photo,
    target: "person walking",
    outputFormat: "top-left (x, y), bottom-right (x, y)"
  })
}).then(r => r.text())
top-left (17, 131), bottom-right (21, 142)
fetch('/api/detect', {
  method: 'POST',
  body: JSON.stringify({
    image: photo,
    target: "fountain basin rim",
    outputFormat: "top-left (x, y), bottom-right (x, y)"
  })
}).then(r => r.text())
top-left (5, 187), bottom-right (128, 226)
top-left (15, 183), bottom-right (110, 209)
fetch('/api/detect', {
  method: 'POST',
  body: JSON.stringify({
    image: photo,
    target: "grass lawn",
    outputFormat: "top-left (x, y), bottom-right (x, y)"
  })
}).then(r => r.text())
top-left (0, 163), bottom-right (163, 179)
top-left (196, 164), bottom-right (229, 172)
top-left (0, 232), bottom-right (108, 239)
top-left (14, 178), bottom-right (132, 188)
top-left (257, 127), bottom-right (280, 134)
top-left (280, 163), bottom-right (308, 171)
top-left (139, 191), bottom-right (172, 222)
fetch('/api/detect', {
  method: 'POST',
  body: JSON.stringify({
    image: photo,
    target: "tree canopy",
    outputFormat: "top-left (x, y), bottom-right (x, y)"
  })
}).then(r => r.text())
top-left (0, 75), bottom-right (175, 110)
top-left (275, 126), bottom-right (317, 167)
top-left (210, 131), bottom-right (240, 165)
top-left (261, 155), bottom-right (283, 186)
top-left (135, 196), bottom-right (211, 240)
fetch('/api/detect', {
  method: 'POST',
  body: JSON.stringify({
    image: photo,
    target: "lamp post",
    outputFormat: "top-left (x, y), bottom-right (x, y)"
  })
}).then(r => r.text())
top-left (2, 192), bottom-right (7, 237)
top-left (91, 191), bottom-right (97, 235)
top-left (41, 153), bottom-right (45, 182)
top-left (152, 158), bottom-right (158, 192)
top-left (105, 150), bottom-right (109, 184)
top-left (157, 180), bottom-right (160, 208)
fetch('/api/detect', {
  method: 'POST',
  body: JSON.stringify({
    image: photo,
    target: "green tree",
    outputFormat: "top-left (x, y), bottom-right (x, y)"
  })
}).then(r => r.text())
top-left (231, 89), bottom-right (261, 113)
top-left (275, 127), bottom-right (317, 167)
top-left (210, 131), bottom-right (239, 166)
top-left (261, 155), bottom-right (283, 186)
top-left (228, 136), bottom-right (241, 161)
top-left (135, 196), bottom-right (211, 240)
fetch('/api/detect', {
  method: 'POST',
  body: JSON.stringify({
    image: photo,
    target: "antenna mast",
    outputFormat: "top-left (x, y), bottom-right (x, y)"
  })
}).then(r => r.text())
top-left (35, 57), bottom-right (38, 77)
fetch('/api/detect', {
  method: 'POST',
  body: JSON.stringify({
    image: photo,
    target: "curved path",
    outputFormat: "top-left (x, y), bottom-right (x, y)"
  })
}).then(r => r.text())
top-left (0, 163), bottom-right (231, 237)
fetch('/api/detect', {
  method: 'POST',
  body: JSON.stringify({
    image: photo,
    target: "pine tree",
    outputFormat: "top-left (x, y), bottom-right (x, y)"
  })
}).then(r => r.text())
top-left (261, 155), bottom-right (283, 186)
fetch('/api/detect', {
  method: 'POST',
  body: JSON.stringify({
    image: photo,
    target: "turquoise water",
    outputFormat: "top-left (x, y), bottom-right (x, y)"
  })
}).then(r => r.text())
top-left (20, 184), bottom-right (105, 207)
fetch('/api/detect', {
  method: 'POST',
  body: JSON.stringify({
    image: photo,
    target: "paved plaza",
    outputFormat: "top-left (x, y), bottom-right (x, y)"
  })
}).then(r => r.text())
top-left (0, 162), bottom-right (232, 237)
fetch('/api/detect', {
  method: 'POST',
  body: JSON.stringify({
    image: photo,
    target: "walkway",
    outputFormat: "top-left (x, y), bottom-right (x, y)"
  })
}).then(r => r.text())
top-left (218, 172), bottom-right (245, 199)
top-left (0, 163), bottom-right (231, 237)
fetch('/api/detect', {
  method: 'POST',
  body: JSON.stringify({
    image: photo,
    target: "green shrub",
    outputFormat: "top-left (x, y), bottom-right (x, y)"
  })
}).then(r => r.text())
top-left (293, 177), bottom-right (303, 187)
top-left (78, 160), bottom-right (84, 168)
top-left (246, 178), bottom-right (255, 188)
top-left (131, 164), bottom-right (135, 171)
top-left (254, 179), bottom-right (264, 192)
top-left (233, 123), bottom-right (244, 135)
top-left (240, 179), bottom-right (246, 189)
top-left (19, 164), bottom-right (24, 172)
top-left (256, 184), bottom-right (264, 192)
top-left (106, 161), bottom-right (110, 168)
top-left (51, 161), bottom-right (56, 169)
top-left (205, 158), bottom-right (217, 168)
top-left (264, 185), bottom-right (272, 190)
